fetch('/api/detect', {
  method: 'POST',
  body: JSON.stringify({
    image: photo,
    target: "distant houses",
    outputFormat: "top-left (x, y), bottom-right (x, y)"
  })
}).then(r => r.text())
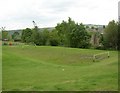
top-left (85, 24), bottom-right (105, 33)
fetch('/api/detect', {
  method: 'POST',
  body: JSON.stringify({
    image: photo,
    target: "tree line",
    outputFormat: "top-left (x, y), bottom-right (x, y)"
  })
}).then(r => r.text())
top-left (21, 17), bottom-right (91, 48)
top-left (2, 17), bottom-right (119, 50)
top-left (21, 18), bottom-right (118, 50)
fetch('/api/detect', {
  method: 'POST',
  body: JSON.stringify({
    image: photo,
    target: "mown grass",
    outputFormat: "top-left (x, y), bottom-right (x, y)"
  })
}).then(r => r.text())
top-left (2, 46), bottom-right (118, 91)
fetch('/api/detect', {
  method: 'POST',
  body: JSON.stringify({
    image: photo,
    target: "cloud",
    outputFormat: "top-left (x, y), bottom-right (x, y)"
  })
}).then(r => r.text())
top-left (0, 0), bottom-right (119, 30)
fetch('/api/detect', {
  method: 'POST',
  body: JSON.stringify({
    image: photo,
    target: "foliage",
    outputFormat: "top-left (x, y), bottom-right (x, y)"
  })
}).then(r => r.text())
top-left (12, 32), bottom-right (21, 41)
top-left (42, 29), bottom-right (50, 45)
top-left (21, 28), bottom-right (32, 43)
top-left (103, 20), bottom-right (118, 50)
top-left (49, 29), bottom-right (60, 46)
top-left (55, 17), bottom-right (76, 46)
top-left (69, 23), bottom-right (91, 48)
top-left (21, 17), bottom-right (91, 48)
top-left (56, 17), bottom-right (91, 48)
top-left (2, 31), bottom-right (8, 40)
top-left (31, 27), bottom-right (40, 45)
top-left (20, 18), bottom-right (118, 50)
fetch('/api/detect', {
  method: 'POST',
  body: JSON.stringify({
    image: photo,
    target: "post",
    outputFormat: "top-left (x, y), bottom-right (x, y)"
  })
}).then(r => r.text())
top-left (108, 51), bottom-right (110, 58)
top-left (93, 55), bottom-right (96, 62)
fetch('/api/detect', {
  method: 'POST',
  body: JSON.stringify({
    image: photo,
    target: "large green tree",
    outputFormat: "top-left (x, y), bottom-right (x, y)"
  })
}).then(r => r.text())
top-left (55, 17), bottom-right (91, 48)
top-left (103, 20), bottom-right (118, 49)
top-left (31, 27), bottom-right (40, 45)
top-left (70, 23), bottom-right (91, 48)
top-left (21, 28), bottom-right (32, 43)
top-left (56, 17), bottom-right (76, 46)
top-left (12, 32), bottom-right (21, 41)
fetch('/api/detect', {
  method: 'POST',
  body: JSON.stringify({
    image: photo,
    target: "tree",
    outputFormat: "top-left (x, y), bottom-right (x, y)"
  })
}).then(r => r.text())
top-left (56, 17), bottom-right (76, 46)
top-left (49, 29), bottom-right (60, 46)
top-left (21, 28), bottom-right (32, 43)
top-left (103, 20), bottom-right (118, 49)
top-left (2, 31), bottom-right (8, 40)
top-left (31, 27), bottom-right (40, 45)
top-left (55, 17), bottom-right (91, 48)
top-left (42, 29), bottom-right (50, 45)
top-left (12, 32), bottom-right (21, 41)
top-left (91, 26), bottom-right (95, 30)
top-left (86, 25), bottom-right (89, 29)
top-left (69, 23), bottom-right (91, 48)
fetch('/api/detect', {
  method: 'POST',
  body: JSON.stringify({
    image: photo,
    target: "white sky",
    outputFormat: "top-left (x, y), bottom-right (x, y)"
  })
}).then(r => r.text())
top-left (0, 0), bottom-right (119, 30)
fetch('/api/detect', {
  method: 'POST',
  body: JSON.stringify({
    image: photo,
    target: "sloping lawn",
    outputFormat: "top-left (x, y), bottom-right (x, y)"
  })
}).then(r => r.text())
top-left (2, 46), bottom-right (118, 91)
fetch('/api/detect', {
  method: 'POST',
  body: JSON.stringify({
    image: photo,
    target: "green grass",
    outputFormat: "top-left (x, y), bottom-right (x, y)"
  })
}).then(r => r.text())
top-left (2, 46), bottom-right (118, 91)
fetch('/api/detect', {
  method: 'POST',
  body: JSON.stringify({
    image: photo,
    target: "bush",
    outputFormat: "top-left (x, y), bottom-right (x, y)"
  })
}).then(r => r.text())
top-left (3, 42), bottom-right (8, 45)
top-left (49, 38), bottom-right (59, 46)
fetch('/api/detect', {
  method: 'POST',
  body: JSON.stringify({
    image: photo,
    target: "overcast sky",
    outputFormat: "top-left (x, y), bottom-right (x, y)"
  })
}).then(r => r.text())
top-left (0, 0), bottom-right (119, 30)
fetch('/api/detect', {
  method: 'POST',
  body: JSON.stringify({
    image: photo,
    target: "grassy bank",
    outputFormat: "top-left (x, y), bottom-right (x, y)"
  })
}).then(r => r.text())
top-left (2, 46), bottom-right (118, 91)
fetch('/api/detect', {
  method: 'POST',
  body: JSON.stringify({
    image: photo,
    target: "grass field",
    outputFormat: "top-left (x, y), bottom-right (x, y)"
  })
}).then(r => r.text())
top-left (2, 45), bottom-right (118, 91)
